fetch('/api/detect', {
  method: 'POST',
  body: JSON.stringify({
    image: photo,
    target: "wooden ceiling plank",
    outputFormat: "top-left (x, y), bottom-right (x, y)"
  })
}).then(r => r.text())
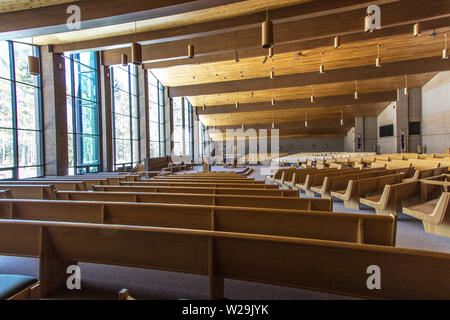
top-left (196, 91), bottom-right (397, 115)
top-left (0, 0), bottom-right (247, 41)
top-left (145, 17), bottom-right (450, 69)
top-left (100, 0), bottom-right (450, 65)
top-left (168, 57), bottom-right (450, 97)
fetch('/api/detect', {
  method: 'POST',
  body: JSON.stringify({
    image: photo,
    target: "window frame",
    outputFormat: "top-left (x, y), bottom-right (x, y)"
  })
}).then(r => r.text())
top-left (0, 40), bottom-right (44, 180)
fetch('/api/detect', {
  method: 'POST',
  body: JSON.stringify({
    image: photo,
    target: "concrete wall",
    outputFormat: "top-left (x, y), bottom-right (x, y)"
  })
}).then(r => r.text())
top-left (421, 71), bottom-right (450, 153)
top-left (377, 102), bottom-right (397, 154)
top-left (344, 127), bottom-right (355, 152)
top-left (277, 136), bottom-right (344, 154)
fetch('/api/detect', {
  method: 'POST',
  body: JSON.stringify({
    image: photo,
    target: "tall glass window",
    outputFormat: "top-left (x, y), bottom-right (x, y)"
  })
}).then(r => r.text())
top-left (64, 52), bottom-right (100, 175)
top-left (148, 71), bottom-right (165, 158)
top-left (172, 97), bottom-right (193, 158)
top-left (172, 97), bottom-right (183, 156)
top-left (0, 41), bottom-right (43, 180)
top-left (111, 64), bottom-right (140, 169)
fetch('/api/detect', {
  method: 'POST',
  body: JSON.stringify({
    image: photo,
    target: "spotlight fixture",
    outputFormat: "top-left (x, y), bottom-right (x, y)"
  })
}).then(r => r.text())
top-left (413, 22), bottom-right (421, 37)
top-left (235, 50), bottom-right (240, 63)
top-left (272, 113), bottom-right (275, 129)
top-left (188, 44), bottom-right (194, 58)
top-left (235, 101), bottom-right (239, 108)
top-left (242, 124), bottom-right (244, 130)
top-left (271, 89), bottom-right (275, 105)
top-left (404, 75), bottom-right (409, 96)
top-left (443, 34), bottom-right (449, 60)
top-left (268, 47), bottom-right (274, 58)
top-left (334, 36), bottom-right (341, 49)
top-left (305, 112), bottom-right (308, 128)
top-left (202, 96), bottom-right (206, 110)
top-left (376, 44), bottom-right (381, 67)
top-left (310, 85), bottom-right (315, 103)
top-left (261, 0), bottom-right (273, 48)
top-left (270, 68), bottom-right (275, 79)
top-left (364, 14), bottom-right (373, 33)
top-left (131, 22), bottom-right (142, 65)
top-left (121, 54), bottom-right (128, 66)
top-left (319, 52), bottom-right (325, 74)
top-left (354, 81), bottom-right (359, 100)
top-left (340, 111), bottom-right (344, 126)
top-left (28, 38), bottom-right (40, 76)
top-left (271, 99), bottom-right (275, 106)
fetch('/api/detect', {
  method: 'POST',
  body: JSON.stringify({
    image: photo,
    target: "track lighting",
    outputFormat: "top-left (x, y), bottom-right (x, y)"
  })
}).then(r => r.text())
top-left (131, 22), bottom-right (142, 65)
top-left (404, 75), bottom-right (409, 96)
top-left (28, 38), bottom-right (40, 76)
top-left (376, 44), bottom-right (381, 67)
top-left (413, 22), bottom-right (421, 37)
top-left (319, 52), bottom-right (325, 74)
top-left (121, 54), bottom-right (128, 66)
top-left (262, 1), bottom-right (273, 49)
top-left (188, 44), bottom-right (194, 58)
top-left (443, 34), bottom-right (449, 60)
top-left (334, 36), bottom-right (340, 49)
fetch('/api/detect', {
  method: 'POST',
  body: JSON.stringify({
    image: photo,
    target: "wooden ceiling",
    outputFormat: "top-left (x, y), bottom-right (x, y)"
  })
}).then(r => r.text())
top-left (2, 0), bottom-right (449, 140)
top-left (0, 0), bottom-right (76, 14)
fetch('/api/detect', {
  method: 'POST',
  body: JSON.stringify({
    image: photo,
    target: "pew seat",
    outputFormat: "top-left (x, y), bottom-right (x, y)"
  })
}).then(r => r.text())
top-left (0, 189), bottom-right (12, 199)
top-left (0, 274), bottom-right (40, 300)
top-left (403, 192), bottom-right (450, 238)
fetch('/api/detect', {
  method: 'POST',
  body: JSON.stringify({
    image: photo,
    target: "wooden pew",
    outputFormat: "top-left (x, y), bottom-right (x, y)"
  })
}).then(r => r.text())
top-left (310, 169), bottom-right (398, 199)
top-left (119, 181), bottom-right (279, 189)
top-left (296, 168), bottom-right (363, 196)
top-left (2, 181), bottom-right (87, 191)
top-left (141, 178), bottom-right (262, 184)
top-left (331, 174), bottom-right (404, 210)
top-left (55, 191), bottom-right (332, 212)
top-left (283, 168), bottom-right (338, 189)
top-left (359, 181), bottom-right (421, 216)
top-left (403, 192), bottom-right (450, 238)
top-left (0, 185), bottom-right (55, 199)
top-left (404, 166), bottom-right (448, 182)
top-left (150, 175), bottom-right (250, 180)
top-left (0, 199), bottom-right (394, 245)
top-left (0, 189), bottom-right (12, 199)
top-left (92, 185), bottom-right (298, 197)
top-left (0, 220), bottom-right (448, 299)
top-left (27, 177), bottom-right (115, 189)
top-left (0, 275), bottom-right (40, 300)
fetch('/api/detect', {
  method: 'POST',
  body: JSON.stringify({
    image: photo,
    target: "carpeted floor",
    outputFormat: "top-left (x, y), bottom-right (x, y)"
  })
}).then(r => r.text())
top-left (1, 165), bottom-right (449, 299)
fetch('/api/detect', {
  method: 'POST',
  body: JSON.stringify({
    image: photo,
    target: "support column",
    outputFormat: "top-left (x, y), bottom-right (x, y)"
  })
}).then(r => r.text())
top-left (354, 117), bottom-right (364, 152)
top-left (395, 89), bottom-right (409, 153)
top-left (100, 65), bottom-right (113, 172)
top-left (165, 87), bottom-right (173, 156)
top-left (138, 68), bottom-right (149, 161)
top-left (40, 46), bottom-right (68, 176)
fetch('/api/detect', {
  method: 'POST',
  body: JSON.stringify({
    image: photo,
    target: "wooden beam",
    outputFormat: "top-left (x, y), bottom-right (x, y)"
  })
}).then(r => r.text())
top-left (196, 91), bottom-right (397, 115)
top-left (0, 0), bottom-right (246, 41)
top-left (51, 0), bottom-right (396, 53)
top-left (209, 119), bottom-right (356, 131)
top-left (169, 57), bottom-right (450, 97)
top-left (100, 0), bottom-right (450, 65)
top-left (145, 17), bottom-right (450, 69)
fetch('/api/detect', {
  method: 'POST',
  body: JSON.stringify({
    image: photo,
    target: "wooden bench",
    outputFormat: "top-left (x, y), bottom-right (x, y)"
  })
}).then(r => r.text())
top-left (331, 174), bottom-right (404, 210)
top-left (296, 168), bottom-right (363, 196)
top-left (310, 169), bottom-right (398, 199)
top-left (92, 185), bottom-right (297, 197)
top-left (27, 177), bottom-right (114, 189)
top-left (0, 274), bottom-right (40, 300)
top-left (0, 220), bottom-right (448, 299)
top-left (141, 178), bottom-right (262, 184)
top-left (119, 181), bottom-right (279, 189)
top-left (2, 181), bottom-right (87, 191)
top-left (55, 191), bottom-right (332, 211)
top-left (403, 192), bottom-right (450, 238)
top-left (0, 189), bottom-right (12, 199)
top-left (359, 180), bottom-right (421, 216)
top-left (0, 185), bottom-right (56, 199)
top-left (405, 166), bottom-right (448, 182)
top-left (0, 199), bottom-right (394, 245)
top-left (283, 168), bottom-right (338, 188)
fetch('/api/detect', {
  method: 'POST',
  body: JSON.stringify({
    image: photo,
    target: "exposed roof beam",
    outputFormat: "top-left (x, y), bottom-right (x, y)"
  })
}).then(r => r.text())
top-left (145, 17), bottom-right (450, 69)
top-left (208, 119), bottom-right (356, 131)
top-left (168, 57), bottom-right (450, 97)
top-left (100, 0), bottom-right (450, 65)
top-left (51, 0), bottom-right (397, 53)
top-left (0, 0), bottom-right (246, 41)
top-left (196, 91), bottom-right (397, 115)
